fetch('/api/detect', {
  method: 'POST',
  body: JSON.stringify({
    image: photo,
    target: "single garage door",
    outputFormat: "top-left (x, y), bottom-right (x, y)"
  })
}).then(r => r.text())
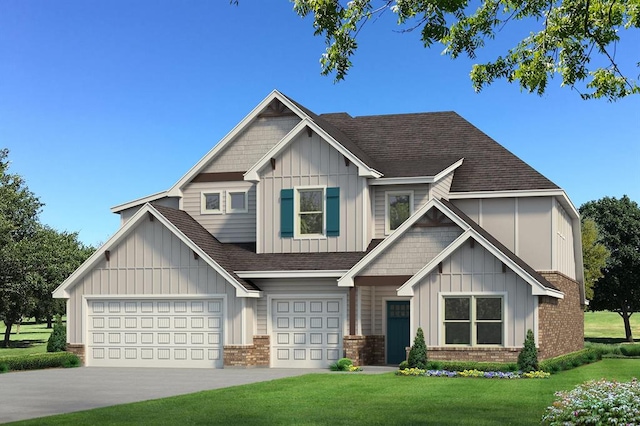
top-left (271, 298), bottom-right (343, 368)
top-left (87, 298), bottom-right (223, 368)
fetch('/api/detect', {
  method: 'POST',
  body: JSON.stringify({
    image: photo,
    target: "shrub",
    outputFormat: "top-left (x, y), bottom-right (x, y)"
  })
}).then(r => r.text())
top-left (539, 348), bottom-right (601, 373)
top-left (47, 316), bottom-right (67, 353)
top-left (329, 357), bottom-right (354, 371)
top-left (620, 344), bottom-right (640, 357)
top-left (517, 329), bottom-right (538, 372)
top-left (0, 362), bottom-right (8, 373)
top-left (398, 360), bottom-right (409, 370)
top-left (584, 341), bottom-right (621, 356)
top-left (425, 360), bottom-right (518, 372)
top-left (0, 352), bottom-right (80, 372)
top-left (542, 378), bottom-right (640, 425)
top-left (407, 327), bottom-right (427, 369)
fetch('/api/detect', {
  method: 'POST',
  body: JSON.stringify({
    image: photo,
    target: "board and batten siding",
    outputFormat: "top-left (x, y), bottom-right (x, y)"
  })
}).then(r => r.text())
top-left (452, 197), bottom-right (555, 272)
top-left (202, 116), bottom-right (301, 173)
top-left (430, 171), bottom-right (454, 200)
top-left (413, 242), bottom-right (536, 348)
top-left (182, 181), bottom-right (256, 243)
top-left (555, 201), bottom-right (576, 279)
top-left (253, 279), bottom-right (349, 335)
top-left (66, 218), bottom-right (248, 345)
top-left (373, 185), bottom-right (430, 238)
top-left (361, 226), bottom-right (463, 276)
top-left (259, 131), bottom-right (366, 253)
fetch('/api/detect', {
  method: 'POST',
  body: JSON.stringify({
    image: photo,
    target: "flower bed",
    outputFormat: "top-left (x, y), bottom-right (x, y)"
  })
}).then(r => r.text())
top-left (396, 368), bottom-right (550, 379)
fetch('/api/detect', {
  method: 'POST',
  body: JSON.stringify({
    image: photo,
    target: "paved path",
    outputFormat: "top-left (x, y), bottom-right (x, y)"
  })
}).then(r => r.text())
top-left (0, 366), bottom-right (395, 423)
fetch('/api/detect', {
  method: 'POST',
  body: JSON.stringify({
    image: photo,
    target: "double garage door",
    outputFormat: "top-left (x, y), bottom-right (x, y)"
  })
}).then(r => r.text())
top-left (87, 298), bottom-right (223, 368)
top-left (271, 298), bottom-right (344, 368)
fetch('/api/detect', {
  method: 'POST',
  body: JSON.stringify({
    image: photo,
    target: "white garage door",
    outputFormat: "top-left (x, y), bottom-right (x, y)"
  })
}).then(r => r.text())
top-left (271, 298), bottom-right (343, 368)
top-left (87, 298), bottom-right (223, 368)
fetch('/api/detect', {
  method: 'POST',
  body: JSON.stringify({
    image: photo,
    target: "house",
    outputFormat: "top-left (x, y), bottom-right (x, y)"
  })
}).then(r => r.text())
top-left (53, 90), bottom-right (585, 368)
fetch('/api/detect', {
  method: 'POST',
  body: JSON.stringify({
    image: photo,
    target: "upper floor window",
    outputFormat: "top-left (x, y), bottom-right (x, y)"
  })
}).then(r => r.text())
top-left (386, 191), bottom-right (413, 234)
top-left (227, 191), bottom-right (248, 213)
top-left (443, 295), bottom-right (503, 346)
top-left (201, 192), bottom-right (222, 214)
top-left (280, 187), bottom-right (340, 238)
top-left (298, 188), bottom-right (324, 235)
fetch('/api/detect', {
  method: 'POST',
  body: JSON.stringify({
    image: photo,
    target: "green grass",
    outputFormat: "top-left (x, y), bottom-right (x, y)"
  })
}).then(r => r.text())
top-left (9, 359), bottom-right (640, 426)
top-left (584, 310), bottom-right (640, 343)
top-left (0, 320), bottom-right (55, 356)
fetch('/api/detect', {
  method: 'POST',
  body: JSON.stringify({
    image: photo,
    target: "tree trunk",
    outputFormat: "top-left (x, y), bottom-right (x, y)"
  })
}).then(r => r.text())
top-left (620, 305), bottom-right (634, 342)
top-left (47, 316), bottom-right (53, 329)
top-left (3, 322), bottom-right (13, 348)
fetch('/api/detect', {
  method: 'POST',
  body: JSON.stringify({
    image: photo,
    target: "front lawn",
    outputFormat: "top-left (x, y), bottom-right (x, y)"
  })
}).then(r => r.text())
top-left (584, 310), bottom-right (640, 343)
top-left (10, 359), bottom-right (640, 426)
top-left (0, 320), bottom-right (55, 356)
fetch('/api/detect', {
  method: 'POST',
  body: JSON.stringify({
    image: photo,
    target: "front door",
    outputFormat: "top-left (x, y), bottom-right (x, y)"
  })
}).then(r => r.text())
top-left (386, 301), bottom-right (410, 364)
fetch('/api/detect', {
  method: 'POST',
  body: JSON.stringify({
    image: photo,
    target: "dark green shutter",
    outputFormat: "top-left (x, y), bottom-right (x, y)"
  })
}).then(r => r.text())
top-left (281, 188), bottom-right (294, 238)
top-left (326, 187), bottom-right (340, 237)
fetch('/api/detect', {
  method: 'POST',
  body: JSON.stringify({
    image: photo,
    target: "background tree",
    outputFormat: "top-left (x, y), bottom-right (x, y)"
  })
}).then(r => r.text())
top-left (580, 196), bottom-right (640, 342)
top-left (291, 0), bottom-right (639, 101)
top-left (581, 217), bottom-right (610, 300)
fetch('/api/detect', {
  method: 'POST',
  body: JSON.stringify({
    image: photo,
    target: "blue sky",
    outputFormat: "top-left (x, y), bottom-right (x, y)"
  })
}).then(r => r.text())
top-left (1, 1), bottom-right (638, 246)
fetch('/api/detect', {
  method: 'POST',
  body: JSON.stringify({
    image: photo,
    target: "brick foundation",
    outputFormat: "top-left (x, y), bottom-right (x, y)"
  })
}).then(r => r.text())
top-left (66, 343), bottom-right (86, 365)
top-left (343, 335), bottom-right (385, 365)
top-left (537, 272), bottom-right (584, 360)
top-left (427, 347), bottom-right (520, 363)
top-left (223, 335), bottom-right (270, 368)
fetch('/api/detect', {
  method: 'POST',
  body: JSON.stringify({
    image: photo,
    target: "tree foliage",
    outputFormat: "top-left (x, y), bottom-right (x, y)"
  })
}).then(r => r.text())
top-left (581, 217), bottom-right (610, 300)
top-left (292, 0), bottom-right (640, 100)
top-left (517, 329), bottom-right (538, 372)
top-left (407, 326), bottom-right (428, 369)
top-left (580, 195), bottom-right (640, 342)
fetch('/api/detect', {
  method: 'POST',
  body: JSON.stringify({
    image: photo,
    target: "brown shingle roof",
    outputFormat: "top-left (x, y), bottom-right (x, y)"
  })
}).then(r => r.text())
top-left (152, 204), bottom-right (260, 291)
top-left (319, 111), bottom-right (559, 192)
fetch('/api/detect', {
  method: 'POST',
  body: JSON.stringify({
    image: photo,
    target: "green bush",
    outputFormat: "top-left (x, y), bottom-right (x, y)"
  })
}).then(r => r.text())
top-left (398, 360), bottom-right (409, 370)
top-left (584, 341), bottom-right (622, 356)
top-left (47, 316), bottom-right (67, 353)
top-left (407, 327), bottom-right (427, 369)
top-left (0, 362), bottom-right (8, 373)
top-left (329, 357), bottom-right (354, 371)
top-left (424, 360), bottom-right (518, 372)
top-left (539, 348), bottom-right (601, 373)
top-left (620, 344), bottom-right (640, 357)
top-left (517, 329), bottom-right (538, 372)
top-left (0, 352), bottom-right (80, 373)
top-left (542, 379), bottom-right (640, 424)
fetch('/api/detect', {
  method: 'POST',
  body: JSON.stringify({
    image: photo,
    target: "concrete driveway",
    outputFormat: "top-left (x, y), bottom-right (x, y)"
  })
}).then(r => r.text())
top-left (0, 366), bottom-right (395, 423)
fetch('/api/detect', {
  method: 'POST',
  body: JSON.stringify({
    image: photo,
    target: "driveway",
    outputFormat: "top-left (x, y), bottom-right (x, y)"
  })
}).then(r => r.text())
top-left (0, 366), bottom-right (395, 423)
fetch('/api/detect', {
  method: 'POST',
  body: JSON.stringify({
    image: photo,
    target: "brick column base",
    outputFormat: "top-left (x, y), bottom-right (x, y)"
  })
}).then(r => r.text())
top-left (223, 335), bottom-right (270, 368)
top-left (66, 344), bottom-right (86, 365)
top-left (343, 335), bottom-right (385, 365)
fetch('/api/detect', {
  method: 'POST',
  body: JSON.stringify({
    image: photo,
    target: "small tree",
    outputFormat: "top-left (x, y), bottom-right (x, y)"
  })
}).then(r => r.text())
top-left (407, 327), bottom-right (428, 369)
top-left (46, 315), bottom-right (66, 352)
top-left (518, 329), bottom-right (538, 372)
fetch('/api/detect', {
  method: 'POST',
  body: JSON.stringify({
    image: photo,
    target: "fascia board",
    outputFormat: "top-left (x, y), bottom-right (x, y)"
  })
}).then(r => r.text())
top-left (433, 158), bottom-right (464, 182)
top-left (236, 270), bottom-right (348, 279)
top-left (245, 118), bottom-right (381, 182)
top-left (368, 159), bottom-right (463, 186)
top-left (168, 90), bottom-right (310, 193)
top-left (53, 204), bottom-right (156, 298)
top-left (337, 198), bottom-right (470, 287)
top-left (110, 191), bottom-right (170, 213)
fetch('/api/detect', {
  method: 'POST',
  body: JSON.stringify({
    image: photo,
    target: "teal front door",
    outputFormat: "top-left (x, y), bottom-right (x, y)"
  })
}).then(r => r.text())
top-left (387, 301), bottom-right (410, 364)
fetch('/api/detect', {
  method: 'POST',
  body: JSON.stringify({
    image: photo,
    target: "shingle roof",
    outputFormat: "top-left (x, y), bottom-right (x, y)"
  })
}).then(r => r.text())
top-left (440, 199), bottom-right (559, 292)
top-left (318, 111), bottom-right (559, 192)
top-left (152, 204), bottom-right (260, 291)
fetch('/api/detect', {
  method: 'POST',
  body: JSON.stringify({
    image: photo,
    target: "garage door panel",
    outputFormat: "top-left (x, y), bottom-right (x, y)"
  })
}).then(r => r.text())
top-left (271, 297), bottom-right (343, 368)
top-left (88, 298), bottom-right (223, 368)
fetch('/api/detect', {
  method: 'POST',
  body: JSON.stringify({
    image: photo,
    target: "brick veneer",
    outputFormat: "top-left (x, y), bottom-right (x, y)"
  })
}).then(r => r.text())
top-left (537, 272), bottom-right (584, 360)
top-left (427, 347), bottom-right (520, 363)
top-left (223, 335), bottom-right (270, 368)
top-left (66, 343), bottom-right (86, 364)
top-left (343, 335), bottom-right (385, 365)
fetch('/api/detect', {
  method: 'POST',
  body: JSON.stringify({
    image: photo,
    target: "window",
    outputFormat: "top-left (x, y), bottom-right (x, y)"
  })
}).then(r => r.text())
top-left (386, 191), bottom-right (413, 234)
top-left (280, 187), bottom-right (340, 238)
top-left (201, 192), bottom-right (222, 214)
top-left (227, 191), bottom-right (248, 213)
top-left (443, 296), bottom-right (503, 345)
top-left (298, 188), bottom-right (324, 235)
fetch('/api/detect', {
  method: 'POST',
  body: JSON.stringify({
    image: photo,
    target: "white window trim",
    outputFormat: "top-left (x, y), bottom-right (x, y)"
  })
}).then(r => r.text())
top-left (294, 185), bottom-right (327, 239)
top-left (439, 292), bottom-right (506, 347)
top-left (227, 190), bottom-right (249, 214)
top-left (201, 191), bottom-right (223, 215)
top-left (385, 190), bottom-right (414, 235)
